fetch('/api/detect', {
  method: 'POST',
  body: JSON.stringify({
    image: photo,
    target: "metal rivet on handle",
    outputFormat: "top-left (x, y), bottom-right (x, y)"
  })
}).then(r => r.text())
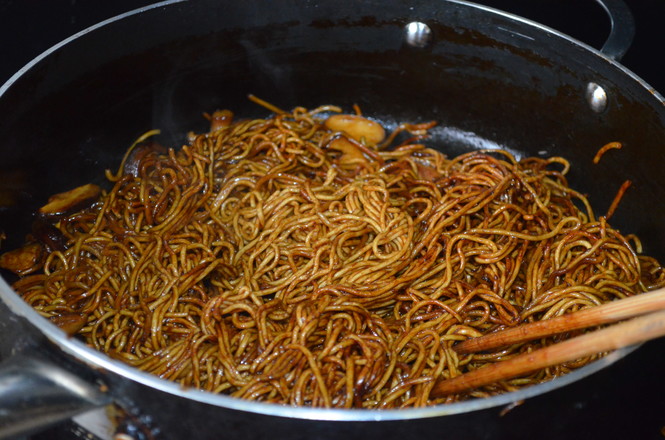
top-left (404, 21), bottom-right (432, 48)
top-left (586, 82), bottom-right (608, 113)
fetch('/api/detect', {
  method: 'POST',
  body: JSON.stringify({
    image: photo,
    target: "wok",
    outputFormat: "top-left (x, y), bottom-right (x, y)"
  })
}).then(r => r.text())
top-left (0, 0), bottom-right (664, 439)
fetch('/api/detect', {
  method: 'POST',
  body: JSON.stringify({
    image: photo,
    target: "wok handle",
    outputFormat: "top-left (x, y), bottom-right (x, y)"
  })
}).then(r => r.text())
top-left (595, 0), bottom-right (635, 61)
top-left (0, 355), bottom-right (110, 439)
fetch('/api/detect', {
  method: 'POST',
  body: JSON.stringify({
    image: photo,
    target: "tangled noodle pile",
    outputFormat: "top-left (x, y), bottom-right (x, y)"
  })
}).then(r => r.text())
top-left (3, 102), bottom-right (664, 408)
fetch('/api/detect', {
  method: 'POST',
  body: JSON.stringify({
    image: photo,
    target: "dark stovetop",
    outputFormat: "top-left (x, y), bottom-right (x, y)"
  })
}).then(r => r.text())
top-left (0, 1), bottom-right (663, 439)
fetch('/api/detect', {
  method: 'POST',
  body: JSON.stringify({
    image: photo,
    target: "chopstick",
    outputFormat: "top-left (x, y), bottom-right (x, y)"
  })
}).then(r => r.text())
top-left (454, 287), bottom-right (665, 354)
top-left (430, 308), bottom-right (665, 398)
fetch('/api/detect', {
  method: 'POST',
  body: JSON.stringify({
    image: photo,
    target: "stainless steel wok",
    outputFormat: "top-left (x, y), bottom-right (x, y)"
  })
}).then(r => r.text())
top-left (0, 0), bottom-right (663, 438)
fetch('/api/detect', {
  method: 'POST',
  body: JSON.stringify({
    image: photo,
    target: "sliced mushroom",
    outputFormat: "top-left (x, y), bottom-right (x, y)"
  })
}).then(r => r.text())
top-left (0, 242), bottom-right (44, 275)
top-left (38, 183), bottom-right (102, 219)
top-left (415, 160), bottom-right (443, 181)
top-left (327, 136), bottom-right (366, 163)
top-left (324, 114), bottom-right (386, 146)
top-left (32, 218), bottom-right (68, 252)
top-left (123, 141), bottom-right (168, 177)
top-left (49, 312), bottom-right (89, 336)
top-left (209, 109), bottom-right (234, 132)
top-left (324, 134), bottom-right (383, 169)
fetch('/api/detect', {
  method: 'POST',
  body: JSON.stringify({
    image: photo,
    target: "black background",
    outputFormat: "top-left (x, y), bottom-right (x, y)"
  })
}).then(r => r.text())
top-left (0, 1), bottom-right (663, 439)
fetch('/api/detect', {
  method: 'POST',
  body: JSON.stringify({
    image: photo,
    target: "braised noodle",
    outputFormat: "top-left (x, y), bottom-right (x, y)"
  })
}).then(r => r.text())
top-left (3, 102), bottom-right (665, 409)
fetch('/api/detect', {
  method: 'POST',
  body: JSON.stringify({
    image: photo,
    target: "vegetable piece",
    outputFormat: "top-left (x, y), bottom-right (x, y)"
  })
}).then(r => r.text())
top-left (327, 135), bottom-right (367, 165)
top-left (0, 242), bottom-right (44, 275)
top-left (209, 109), bottom-right (234, 132)
top-left (49, 313), bottom-right (89, 336)
top-left (414, 160), bottom-right (442, 181)
top-left (324, 134), bottom-right (383, 169)
top-left (38, 183), bottom-right (102, 219)
top-left (324, 114), bottom-right (386, 145)
top-left (123, 141), bottom-right (167, 177)
top-left (32, 218), bottom-right (68, 252)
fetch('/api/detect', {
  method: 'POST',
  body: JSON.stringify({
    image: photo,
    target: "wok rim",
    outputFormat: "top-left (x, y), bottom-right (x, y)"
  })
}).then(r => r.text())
top-left (0, 0), bottom-right (657, 422)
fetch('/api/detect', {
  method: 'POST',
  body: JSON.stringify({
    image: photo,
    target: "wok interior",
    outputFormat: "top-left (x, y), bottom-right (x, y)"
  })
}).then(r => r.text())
top-left (1, 0), bottom-right (664, 382)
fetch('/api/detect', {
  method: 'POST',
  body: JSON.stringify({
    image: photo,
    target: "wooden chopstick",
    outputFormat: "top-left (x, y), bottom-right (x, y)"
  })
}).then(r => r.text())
top-left (454, 287), bottom-right (665, 354)
top-left (430, 308), bottom-right (665, 398)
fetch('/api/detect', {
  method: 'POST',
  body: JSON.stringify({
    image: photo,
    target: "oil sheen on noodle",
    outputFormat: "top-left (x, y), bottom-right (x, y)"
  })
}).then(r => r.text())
top-left (3, 103), bottom-right (664, 409)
